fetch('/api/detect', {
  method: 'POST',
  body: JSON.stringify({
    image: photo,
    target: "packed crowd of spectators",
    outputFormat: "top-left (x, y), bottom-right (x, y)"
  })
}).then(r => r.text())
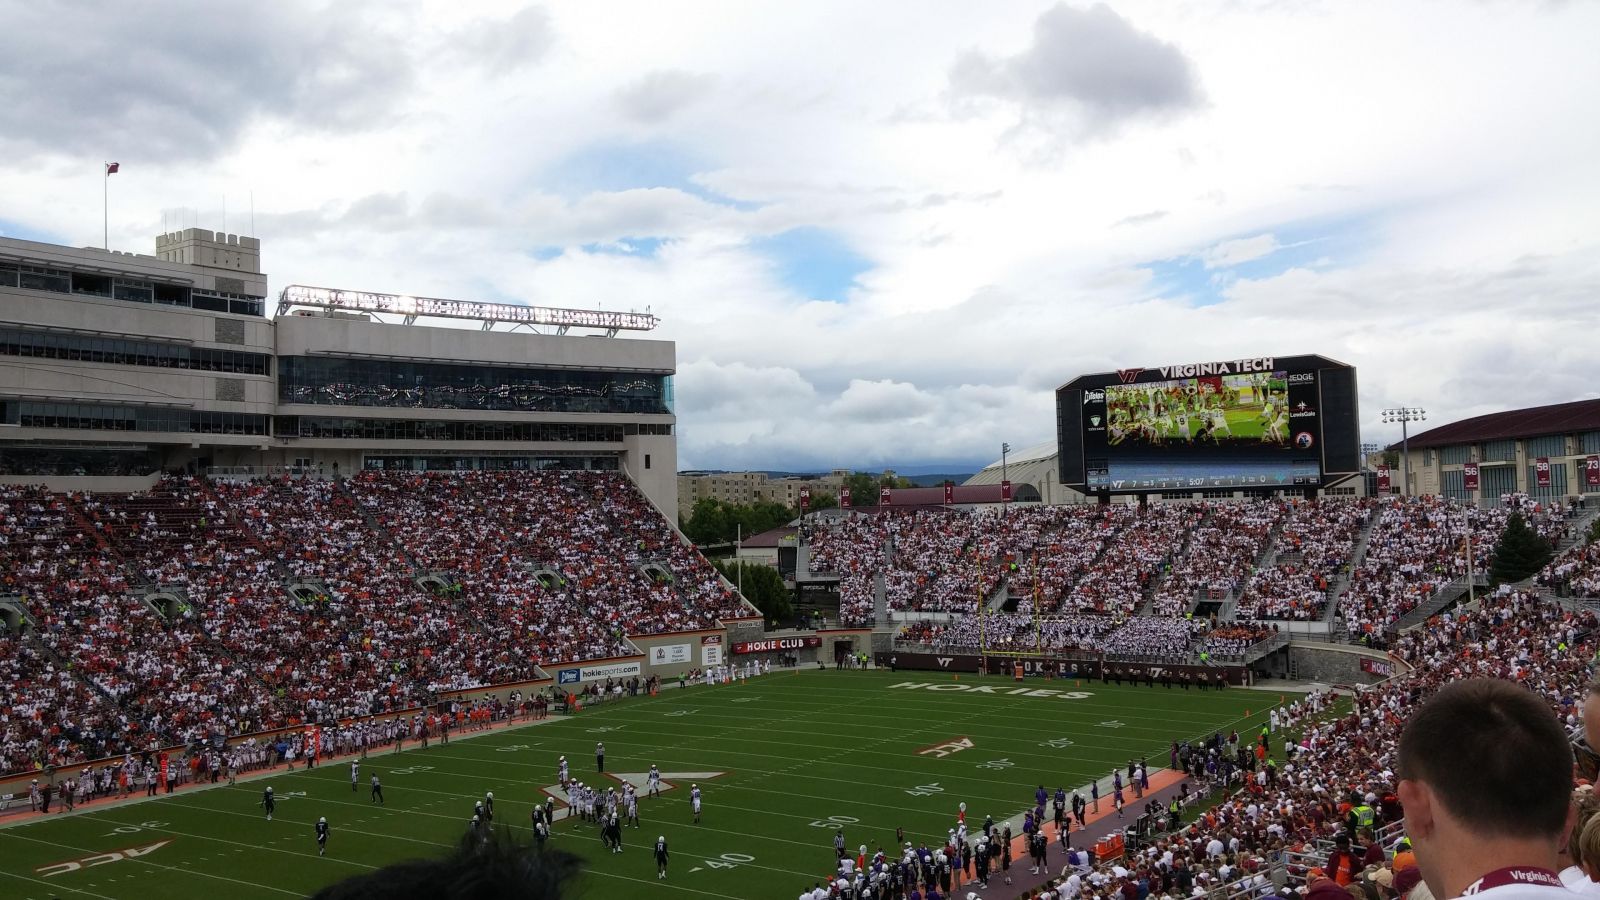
top-left (1151, 503), bottom-right (1283, 618)
top-left (1234, 500), bottom-right (1373, 621)
top-left (1336, 497), bottom-right (1511, 640)
top-left (1542, 539), bottom-right (1600, 598)
top-left (1195, 624), bottom-right (1276, 660)
top-left (930, 587), bottom-right (1597, 900)
top-left (1065, 505), bottom-right (1196, 617)
top-left (0, 471), bottom-right (751, 775)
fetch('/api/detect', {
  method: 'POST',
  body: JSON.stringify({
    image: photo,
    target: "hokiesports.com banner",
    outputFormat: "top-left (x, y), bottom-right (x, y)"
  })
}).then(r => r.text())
top-left (557, 659), bottom-right (644, 685)
top-left (732, 636), bottom-right (822, 655)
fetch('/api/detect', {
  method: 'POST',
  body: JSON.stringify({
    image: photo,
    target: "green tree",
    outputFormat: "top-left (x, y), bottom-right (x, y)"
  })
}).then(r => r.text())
top-left (841, 471), bottom-right (915, 506)
top-left (1489, 512), bottom-right (1553, 584)
top-left (804, 492), bottom-right (838, 513)
top-left (714, 560), bottom-right (793, 625)
top-left (683, 498), bottom-right (796, 546)
top-left (682, 497), bottom-right (730, 545)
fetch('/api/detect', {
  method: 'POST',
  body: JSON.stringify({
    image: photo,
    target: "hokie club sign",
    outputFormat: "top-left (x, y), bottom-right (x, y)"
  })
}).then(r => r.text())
top-left (732, 636), bottom-right (823, 654)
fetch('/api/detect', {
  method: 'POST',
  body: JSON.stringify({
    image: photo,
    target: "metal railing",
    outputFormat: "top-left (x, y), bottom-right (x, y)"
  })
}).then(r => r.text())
top-left (205, 465), bottom-right (334, 480)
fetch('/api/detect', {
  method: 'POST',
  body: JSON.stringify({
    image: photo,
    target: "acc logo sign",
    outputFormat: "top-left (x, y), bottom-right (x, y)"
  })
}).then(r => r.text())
top-left (37, 840), bottom-right (172, 877)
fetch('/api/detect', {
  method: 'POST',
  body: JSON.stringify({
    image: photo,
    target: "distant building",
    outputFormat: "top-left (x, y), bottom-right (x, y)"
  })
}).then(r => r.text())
top-left (964, 441), bottom-right (1081, 505)
top-left (1389, 398), bottom-right (1600, 503)
top-left (676, 469), bottom-right (848, 521)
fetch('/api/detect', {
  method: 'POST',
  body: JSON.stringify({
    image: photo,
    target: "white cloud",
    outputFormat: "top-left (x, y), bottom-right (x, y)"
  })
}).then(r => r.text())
top-left (3, 0), bottom-right (1599, 470)
top-left (614, 70), bottom-right (718, 124)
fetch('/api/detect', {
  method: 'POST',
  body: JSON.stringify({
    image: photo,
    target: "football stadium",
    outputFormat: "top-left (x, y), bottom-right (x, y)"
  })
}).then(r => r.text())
top-left (5, 6), bottom-right (1600, 900)
top-left (4, 227), bottom-right (1600, 900)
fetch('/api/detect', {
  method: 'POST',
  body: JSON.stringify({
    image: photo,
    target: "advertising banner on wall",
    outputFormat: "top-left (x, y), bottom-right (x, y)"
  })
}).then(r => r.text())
top-left (649, 644), bottom-right (691, 666)
top-left (556, 659), bottom-right (643, 685)
top-left (701, 635), bottom-right (724, 666)
top-left (732, 636), bottom-right (823, 654)
top-left (873, 652), bottom-right (1246, 684)
top-left (1463, 462), bottom-right (1479, 491)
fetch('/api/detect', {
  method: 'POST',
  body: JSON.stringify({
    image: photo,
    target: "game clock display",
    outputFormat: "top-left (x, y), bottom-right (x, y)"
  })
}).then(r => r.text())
top-left (1082, 369), bottom-right (1323, 491)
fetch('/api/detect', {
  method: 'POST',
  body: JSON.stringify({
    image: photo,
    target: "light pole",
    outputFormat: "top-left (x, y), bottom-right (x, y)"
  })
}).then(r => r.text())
top-left (1001, 442), bottom-right (1011, 518)
top-left (1381, 408), bottom-right (1426, 496)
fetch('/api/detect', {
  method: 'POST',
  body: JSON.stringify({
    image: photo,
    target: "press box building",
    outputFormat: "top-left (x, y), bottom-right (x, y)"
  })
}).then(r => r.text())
top-left (0, 229), bottom-right (679, 515)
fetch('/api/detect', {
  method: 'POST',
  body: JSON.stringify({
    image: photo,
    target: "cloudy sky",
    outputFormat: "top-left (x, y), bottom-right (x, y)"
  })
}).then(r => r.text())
top-left (2, 0), bottom-right (1597, 472)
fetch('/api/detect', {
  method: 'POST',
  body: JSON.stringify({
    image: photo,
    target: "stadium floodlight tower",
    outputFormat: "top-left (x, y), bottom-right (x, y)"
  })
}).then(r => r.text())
top-left (1001, 442), bottom-right (1010, 517)
top-left (275, 285), bottom-right (661, 336)
top-left (1380, 407), bottom-right (1426, 496)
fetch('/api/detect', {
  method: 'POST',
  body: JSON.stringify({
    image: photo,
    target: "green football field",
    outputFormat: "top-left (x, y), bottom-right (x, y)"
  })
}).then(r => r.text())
top-left (0, 669), bottom-right (1276, 900)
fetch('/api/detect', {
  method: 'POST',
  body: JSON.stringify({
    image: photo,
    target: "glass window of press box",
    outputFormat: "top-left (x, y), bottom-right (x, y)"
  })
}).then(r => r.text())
top-left (0, 262), bottom-right (264, 316)
top-left (278, 357), bottom-right (673, 415)
top-left (13, 402), bottom-right (268, 436)
top-left (0, 327), bottom-right (270, 375)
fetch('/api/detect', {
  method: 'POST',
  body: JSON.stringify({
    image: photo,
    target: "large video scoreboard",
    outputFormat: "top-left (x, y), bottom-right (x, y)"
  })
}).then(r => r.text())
top-left (1057, 355), bottom-right (1360, 495)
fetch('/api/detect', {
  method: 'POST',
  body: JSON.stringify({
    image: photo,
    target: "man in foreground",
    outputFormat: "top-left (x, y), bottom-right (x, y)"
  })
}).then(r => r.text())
top-left (1398, 678), bottom-right (1575, 900)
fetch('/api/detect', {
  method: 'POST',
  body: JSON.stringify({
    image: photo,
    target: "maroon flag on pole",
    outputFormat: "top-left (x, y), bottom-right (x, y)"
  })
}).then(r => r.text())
top-left (1587, 455), bottom-right (1600, 488)
top-left (943, 483), bottom-right (954, 504)
top-left (1463, 462), bottom-right (1479, 491)
top-left (1535, 457), bottom-right (1551, 487)
top-left (105, 162), bottom-right (119, 175)
top-left (1377, 465), bottom-right (1391, 494)
top-left (840, 487), bottom-right (851, 508)
top-left (799, 487), bottom-right (810, 510)
top-left (1001, 480), bottom-right (1013, 502)
top-left (879, 486), bottom-right (892, 507)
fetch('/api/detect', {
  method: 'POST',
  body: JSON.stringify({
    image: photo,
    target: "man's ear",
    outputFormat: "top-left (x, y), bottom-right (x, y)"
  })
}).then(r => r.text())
top-left (1398, 779), bottom-right (1433, 840)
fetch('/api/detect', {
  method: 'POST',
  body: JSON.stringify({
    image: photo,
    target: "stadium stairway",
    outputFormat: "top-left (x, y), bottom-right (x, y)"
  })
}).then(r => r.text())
top-left (1321, 504), bottom-right (1381, 625)
top-left (197, 476), bottom-right (274, 559)
top-left (1395, 573), bottom-right (1488, 632)
top-left (1139, 510), bottom-right (1205, 616)
top-left (336, 478), bottom-right (426, 573)
top-left (24, 631), bottom-right (128, 712)
top-left (1557, 504), bottom-right (1600, 554)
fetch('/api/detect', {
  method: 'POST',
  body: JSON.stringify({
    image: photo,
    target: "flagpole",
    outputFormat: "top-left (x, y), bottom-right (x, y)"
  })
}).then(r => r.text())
top-left (103, 163), bottom-right (109, 250)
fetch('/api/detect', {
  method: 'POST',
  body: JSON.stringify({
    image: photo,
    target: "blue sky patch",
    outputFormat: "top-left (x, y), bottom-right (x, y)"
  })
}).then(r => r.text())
top-left (0, 218), bottom-right (66, 244)
top-left (1141, 214), bottom-right (1374, 307)
top-left (752, 227), bottom-right (872, 302)
top-left (526, 246), bottom-right (564, 261)
top-left (544, 141), bottom-right (758, 210)
top-left (581, 236), bottom-right (666, 258)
